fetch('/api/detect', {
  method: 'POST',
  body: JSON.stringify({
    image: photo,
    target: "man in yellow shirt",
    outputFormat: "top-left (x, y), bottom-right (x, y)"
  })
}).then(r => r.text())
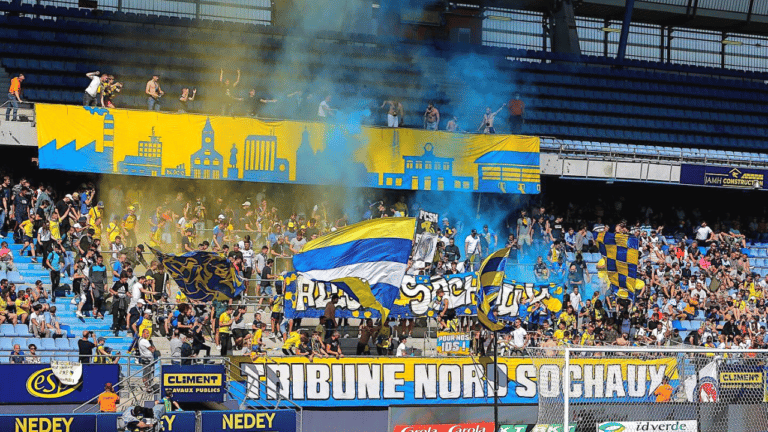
top-left (49, 212), bottom-right (62, 245)
top-left (137, 309), bottom-right (153, 339)
top-left (281, 331), bottom-right (301, 355)
top-left (19, 218), bottom-right (37, 262)
top-left (553, 322), bottom-right (567, 345)
top-left (107, 216), bottom-right (121, 244)
top-left (122, 206), bottom-right (138, 246)
top-left (580, 324), bottom-right (595, 345)
top-left (89, 202), bottom-right (104, 241)
top-left (218, 304), bottom-right (234, 356)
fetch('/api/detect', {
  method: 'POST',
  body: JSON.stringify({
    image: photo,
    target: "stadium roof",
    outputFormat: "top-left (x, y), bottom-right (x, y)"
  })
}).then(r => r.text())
top-left (478, 0), bottom-right (768, 36)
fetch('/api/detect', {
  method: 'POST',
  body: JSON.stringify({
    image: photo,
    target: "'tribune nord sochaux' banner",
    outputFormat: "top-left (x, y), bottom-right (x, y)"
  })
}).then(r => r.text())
top-left (35, 104), bottom-right (540, 194)
top-left (240, 356), bottom-right (678, 407)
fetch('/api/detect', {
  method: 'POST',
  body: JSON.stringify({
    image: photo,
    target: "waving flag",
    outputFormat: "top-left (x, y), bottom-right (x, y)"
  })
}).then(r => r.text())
top-left (596, 231), bottom-right (640, 299)
top-left (292, 217), bottom-right (416, 321)
top-left (476, 247), bottom-right (511, 332)
top-left (149, 247), bottom-right (245, 302)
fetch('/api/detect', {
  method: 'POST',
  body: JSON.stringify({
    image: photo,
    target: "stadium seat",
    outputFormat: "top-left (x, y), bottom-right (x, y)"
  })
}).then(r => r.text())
top-left (0, 323), bottom-right (14, 336)
top-left (14, 324), bottom-right (32, 337)
top-left (54, 337), bottom-right (70, 350)
top-left (0, 337), bottom-right (13, 350)
top-left (40, 338), bottom-right (57, 350)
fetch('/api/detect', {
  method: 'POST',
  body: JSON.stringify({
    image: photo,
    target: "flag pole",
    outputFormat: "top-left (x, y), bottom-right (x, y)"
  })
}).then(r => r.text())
top-left (493, 330), bottom-right (499, 432)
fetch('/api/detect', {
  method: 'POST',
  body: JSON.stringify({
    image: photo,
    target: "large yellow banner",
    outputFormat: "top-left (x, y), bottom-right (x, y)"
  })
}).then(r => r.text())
top-left (36, 105), bottom-right (540, 193)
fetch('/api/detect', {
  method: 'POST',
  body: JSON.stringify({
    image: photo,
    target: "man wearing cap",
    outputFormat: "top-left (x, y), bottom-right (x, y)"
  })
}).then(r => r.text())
top-left (126, 244), bottom-right (148, 270)
top-left (122, 206), bottom-right (138, 247)
top-left (55, 193), bottom-right (75, 233)
top-left (146, 74), bottom-right (164, 111)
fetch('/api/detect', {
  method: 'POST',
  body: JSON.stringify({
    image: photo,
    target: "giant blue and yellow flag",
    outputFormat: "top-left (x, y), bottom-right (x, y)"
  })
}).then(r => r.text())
top-left (149, 247), bottom-right (245, 302)
top-left (292, 217), bottom-right (417, 321)
top-left (475, 248), bottom-right (511, 332)
top-left (596, 231), bottom-right (640, 299)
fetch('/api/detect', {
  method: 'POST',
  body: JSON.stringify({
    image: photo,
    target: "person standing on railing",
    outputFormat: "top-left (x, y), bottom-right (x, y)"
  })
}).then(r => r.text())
top-left (220, 68), bottom-right (241, 116)
top-left (98, 383), bottom-right (120, 413)
top-left (5, 73), bottom-right (23, 122)
top-left (423, 102), bottom-right (440, 131)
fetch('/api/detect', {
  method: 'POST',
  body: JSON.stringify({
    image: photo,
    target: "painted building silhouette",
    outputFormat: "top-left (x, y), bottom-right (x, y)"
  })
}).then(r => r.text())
top-left (190, 118), bottom-right (223, 179)
top-left (381, 143), bottom-right (473, 191)
top-left (242, 131), bottom-right (290, 182)
top-left (118, 127), bottom-right (163, 176)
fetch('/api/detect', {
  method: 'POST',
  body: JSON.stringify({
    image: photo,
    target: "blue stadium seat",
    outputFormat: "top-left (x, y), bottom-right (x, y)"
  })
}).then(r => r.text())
top-left (0, 323), bottom-right (14, 336)
top-left (54, 337), bottom-right (70, 350)
top-left (14, 324), bottom-right (32, 337)
top-left (40, 338), bottom-right (56, 350)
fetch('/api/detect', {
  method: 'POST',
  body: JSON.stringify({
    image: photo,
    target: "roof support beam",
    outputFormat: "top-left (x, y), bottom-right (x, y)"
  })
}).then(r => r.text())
top-left (616, 0), bottom-right (635, 62)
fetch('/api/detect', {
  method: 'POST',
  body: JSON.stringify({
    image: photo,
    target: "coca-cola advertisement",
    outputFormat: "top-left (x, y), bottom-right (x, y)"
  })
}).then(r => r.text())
top-left (393, 423), bottom-right (495, 432)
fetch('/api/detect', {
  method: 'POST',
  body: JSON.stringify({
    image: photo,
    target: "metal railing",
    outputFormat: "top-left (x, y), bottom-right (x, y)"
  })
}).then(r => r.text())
top-left (23, 0), bottom-right (273, 26)
top-left (70, 355), bottom-right (304, 414)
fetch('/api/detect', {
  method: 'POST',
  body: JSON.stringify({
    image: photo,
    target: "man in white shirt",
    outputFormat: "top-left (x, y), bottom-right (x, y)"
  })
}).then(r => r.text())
top-left (138, 329), bottom-right (156, 389)
top-left (650, 322), bottom-right (666, 345)
top-left (690, 285), bottom-right (707, 304)
top-left (241, 240), bottom-right (255, 284)
top-left (569, 287), bottom-right (584, 314)
top-left (318, 95), bottom-right (336, 118)
top-left (695, 222), bottom-right (713, 245)
top-left (254, 246), bottom-right (268, 276)
top-left (464, 229), bottom-right (482, 272)
top-left (29, 304), bottom-right (51, 338)
top-left (128, 275), bottom-right (148, 311)
top-left (83, 71), bottom-right (106, 107)
top-left (511, 319), bottom-right (528, 354)
top-left (396, 336), bottom-right (408, 357)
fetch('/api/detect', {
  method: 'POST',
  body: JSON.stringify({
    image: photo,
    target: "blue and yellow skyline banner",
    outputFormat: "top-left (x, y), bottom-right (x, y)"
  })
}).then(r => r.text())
top-left (241, 357), bottom-right (679, 407)
top-left (284, 271), bottom-right (565, 321)
top-left (35, 105), bottom-right (540, 194)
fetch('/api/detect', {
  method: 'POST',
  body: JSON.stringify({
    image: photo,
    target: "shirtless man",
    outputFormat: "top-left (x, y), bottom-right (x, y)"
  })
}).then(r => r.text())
top-left (423, 102), bottom-right (440, 130)
top-left (356, 319), bottom-right (375, 355)
top-left (478, 105), bottom-right (504, 134)
top-left (380, 99), bottom-right (404, 128)
top-left (145, 74), bottom-right (164, 111)
top-left (446, 116), bottom-right (458, 132)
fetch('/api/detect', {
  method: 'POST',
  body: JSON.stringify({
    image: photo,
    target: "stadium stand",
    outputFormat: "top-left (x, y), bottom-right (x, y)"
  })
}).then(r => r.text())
top-left (0, 2), bottom-right (767, 154)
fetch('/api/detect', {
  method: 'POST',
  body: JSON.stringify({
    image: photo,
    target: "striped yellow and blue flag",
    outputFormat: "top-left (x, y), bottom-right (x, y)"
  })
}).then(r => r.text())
top-left (475, 247), bottom-right (511, 332)
top-left (149, 247), bottom-right (245, 302)
top-left (596, 231), bottom-right (640, 299)
top-left (292, 217), bottom-right (417, 321)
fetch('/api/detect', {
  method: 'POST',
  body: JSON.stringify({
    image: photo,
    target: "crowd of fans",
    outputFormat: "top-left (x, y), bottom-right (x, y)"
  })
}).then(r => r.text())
top-left (3, 173), bottom-right (768, 367)
top-left (7, 70), bottom-right (528, 133)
